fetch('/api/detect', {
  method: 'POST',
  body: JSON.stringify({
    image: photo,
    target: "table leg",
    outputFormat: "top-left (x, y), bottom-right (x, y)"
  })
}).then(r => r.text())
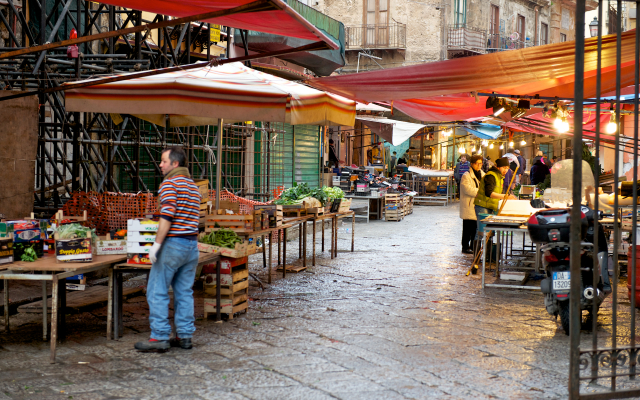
top-left (302, 222), bottom-right (307, 269)
top-left (216, 259), bottom-right (221, 322)
top-left (268, 233), bottom-right (273, 280)
top-left (3, 279), bottom-right (8, 333)
top-left (50, 276), bottom-right (58, 364)
top-left (107, 268), bottom-right (113, 340)
top-left (322, 220), bottom-right (325, 252)
top-left (330, 218), bottom-right (334, 259)
top-left (42, 279), bottom-right (47, 341)
top-left (351, 214), bottom-right (355, 252)
top-left (283, 228), bottom-right (287, 278)
top-left (114, 271), bottom-right (121, 339)
top-left (481, 233), bottom-right (487, 289)
top-left (262, 234), bottom-right (267, 272)
top-left (277, 229), bottom-right (281, 268)
top-left (312, 219), bottom-right (316, 266)
top-left (59, 278), bottom-right (66, 341)
top-left (298, 223), bottom-right (302, 259)
top-left (334, 217), bottom-right (338, 258)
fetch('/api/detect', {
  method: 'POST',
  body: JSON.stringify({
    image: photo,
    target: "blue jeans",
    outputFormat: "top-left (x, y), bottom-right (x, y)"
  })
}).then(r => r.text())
top-left (146, 236), bottom-right (199, 341)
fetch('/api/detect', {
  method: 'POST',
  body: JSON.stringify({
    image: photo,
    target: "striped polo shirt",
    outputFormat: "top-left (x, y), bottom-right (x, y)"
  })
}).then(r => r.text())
top-left (159, 175), bottom-right (201, 238)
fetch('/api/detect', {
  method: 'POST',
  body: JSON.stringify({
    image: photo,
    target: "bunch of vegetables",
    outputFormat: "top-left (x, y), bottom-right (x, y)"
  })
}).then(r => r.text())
top-left (200, 228), bottom-right (242, 249)
top-left (273, 183), bottom-right (344, 206)
top-left (16, 243), bottom-right (38, 262)
top-left (54, 223), bottom-right (98, 245)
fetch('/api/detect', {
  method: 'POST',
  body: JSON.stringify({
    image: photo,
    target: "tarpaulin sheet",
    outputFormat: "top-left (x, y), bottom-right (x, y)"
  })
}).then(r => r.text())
top-left (64, 62), bottom-right (355, 126)
top-left (308, 30), bottom-right (638, 121)
top-left (506, 110), bottom-right (617, 143)
top-left (356, 116), bottom-right (425, 146)
top-left (462, 123), bottom-right (502, 140)
top-left (94, 0), bottom-right (338, 47)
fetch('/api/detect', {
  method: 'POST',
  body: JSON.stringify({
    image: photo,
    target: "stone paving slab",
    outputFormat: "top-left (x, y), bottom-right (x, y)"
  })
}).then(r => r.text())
top-left (2, 205), bottom-right (640, 399)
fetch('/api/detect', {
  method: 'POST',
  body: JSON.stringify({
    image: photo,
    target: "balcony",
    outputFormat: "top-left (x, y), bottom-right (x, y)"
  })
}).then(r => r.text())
top-left (345, 23), bottom-right (406, 51)
top-left (446, 24), bottom-right (535, 59)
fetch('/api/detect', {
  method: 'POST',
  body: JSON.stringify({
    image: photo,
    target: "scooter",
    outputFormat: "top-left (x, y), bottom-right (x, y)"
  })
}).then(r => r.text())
top-left (527, 205), bottom-right (610, 335)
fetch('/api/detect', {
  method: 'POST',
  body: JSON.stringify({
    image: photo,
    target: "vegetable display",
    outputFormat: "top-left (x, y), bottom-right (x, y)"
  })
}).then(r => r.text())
top-left (273, 183), bottom-right (344, 206)
top-left (20, 244), bottom-right (38, 262)
top-left (200, 228), bottom-right (242, 249)
top-left (54, 223), bottom-right (97, 245)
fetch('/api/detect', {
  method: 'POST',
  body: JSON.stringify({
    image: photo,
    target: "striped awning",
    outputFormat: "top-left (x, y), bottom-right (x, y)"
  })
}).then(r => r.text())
top-left (64, 62), bottom-right (355, 127)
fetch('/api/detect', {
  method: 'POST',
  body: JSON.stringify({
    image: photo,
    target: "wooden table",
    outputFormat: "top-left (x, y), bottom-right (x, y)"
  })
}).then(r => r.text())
top-left (239, 211), bottom-right (356, 284)
top-left (0, 253), bottom-right (127, 363)
top-left (237, 216), bottom-right (312, 284)
top-left (107, 251), bottom-right (220, 340)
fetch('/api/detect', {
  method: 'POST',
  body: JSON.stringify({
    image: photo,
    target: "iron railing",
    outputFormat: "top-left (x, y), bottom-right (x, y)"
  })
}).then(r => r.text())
top-left (345, 23), bottom-right (406, 50)
top-left (447, 24), bottom-right (535, 55)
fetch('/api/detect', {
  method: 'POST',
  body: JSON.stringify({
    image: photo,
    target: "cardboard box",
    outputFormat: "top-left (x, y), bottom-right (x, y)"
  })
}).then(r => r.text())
top-left (55, 231), bottom-right (93, 262)
top-left (126, 231), bottom-right (156, 242)
top-left (127, 242), bottom-right (154, 254)
top-left (127, 219), bottom-right (159, 232)
top-left (13, 241), bottom-right (44, 261)
top-left (96, 239), bottom-right (127, 255)
top-left (0, 238), bottom-right (13, 264)
top-left (9, 220), bottom-right (42, 242)
top-left (127, 253), bottom-right (151, 264)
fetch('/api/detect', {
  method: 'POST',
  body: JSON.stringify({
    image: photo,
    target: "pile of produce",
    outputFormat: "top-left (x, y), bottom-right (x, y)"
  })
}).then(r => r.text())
top-left (54, 223), bottom-right (97, 244)
top-left (273, 183), bottom-right (344, 206)
top-left (200, 228), bottom-right (242, 249)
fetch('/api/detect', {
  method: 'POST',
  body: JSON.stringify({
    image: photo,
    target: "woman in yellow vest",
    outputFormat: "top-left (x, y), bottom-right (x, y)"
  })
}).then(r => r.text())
top-left (474, 157), bottom-right (517, 222)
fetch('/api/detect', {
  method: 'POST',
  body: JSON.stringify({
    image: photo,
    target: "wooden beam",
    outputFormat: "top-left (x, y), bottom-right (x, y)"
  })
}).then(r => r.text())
top-left (0, 0), bottom-right (279, 59)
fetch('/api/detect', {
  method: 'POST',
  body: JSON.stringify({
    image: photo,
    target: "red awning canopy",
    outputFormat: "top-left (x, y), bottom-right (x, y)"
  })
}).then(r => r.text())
top-left (95, 0), bottom-right (338, 48)
top-left (309, 30), bottom-right (637, 121)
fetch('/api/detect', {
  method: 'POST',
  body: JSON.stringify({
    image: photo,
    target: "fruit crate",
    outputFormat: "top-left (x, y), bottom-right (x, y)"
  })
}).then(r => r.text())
top-left (205, 214), bottom-right (253, 233)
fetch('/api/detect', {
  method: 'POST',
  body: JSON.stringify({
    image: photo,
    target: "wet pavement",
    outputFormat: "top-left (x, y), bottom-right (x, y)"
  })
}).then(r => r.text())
top-left (1, 204), bottom-right (639, 399)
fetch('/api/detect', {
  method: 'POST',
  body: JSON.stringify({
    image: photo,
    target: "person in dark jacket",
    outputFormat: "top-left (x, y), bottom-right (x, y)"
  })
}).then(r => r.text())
top-left (530, 158), bottom-right (551, 185)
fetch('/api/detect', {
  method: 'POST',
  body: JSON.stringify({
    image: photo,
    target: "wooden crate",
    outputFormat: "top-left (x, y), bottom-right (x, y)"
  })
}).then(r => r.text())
top-left (338, 198), bottom-right (352, 212)
top-left (308, 207), bottom-right (325, 217)
top-left (205, 279), bottom-right (249, 296)
top-left (205, 214), bottom-right (253, 233)
top-left (194, 179), bottom-right (209, 203)
top-left (197, 240), bottom-right (257, 258)
top-left (282, 205), bottom-right (307, 217)
top-left (54, 210), bottom-right (88, 224)
top-left (204, 297), bottom-right (248, 319)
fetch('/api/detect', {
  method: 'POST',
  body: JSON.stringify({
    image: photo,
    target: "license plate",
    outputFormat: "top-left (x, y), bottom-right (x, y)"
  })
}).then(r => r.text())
top-left (552, 271), bottom-right (571, 291)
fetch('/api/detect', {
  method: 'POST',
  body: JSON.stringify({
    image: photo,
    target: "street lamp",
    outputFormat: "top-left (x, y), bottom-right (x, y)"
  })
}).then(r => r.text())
top-left (589, 17), bottom-right (599, 38)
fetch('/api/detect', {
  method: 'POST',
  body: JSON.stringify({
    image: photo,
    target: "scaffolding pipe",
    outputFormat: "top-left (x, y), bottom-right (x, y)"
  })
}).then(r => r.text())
top-left (216, 118), bottom-right (223, 210)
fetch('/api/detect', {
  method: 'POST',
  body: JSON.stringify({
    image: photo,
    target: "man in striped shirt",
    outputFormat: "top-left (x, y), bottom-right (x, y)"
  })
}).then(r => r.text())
top-left (135, 147), bottom-right (201, 352)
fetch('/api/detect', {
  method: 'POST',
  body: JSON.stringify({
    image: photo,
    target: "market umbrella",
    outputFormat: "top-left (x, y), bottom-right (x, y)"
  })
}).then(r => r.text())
top-left (64, 62), bottom-right (355, 209)
top-left (64, 62), bottom-right (355, 127)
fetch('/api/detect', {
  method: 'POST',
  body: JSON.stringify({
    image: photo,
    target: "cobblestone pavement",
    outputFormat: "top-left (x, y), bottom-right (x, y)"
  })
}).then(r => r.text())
top-left (1, 205), bottom-right (638, 399)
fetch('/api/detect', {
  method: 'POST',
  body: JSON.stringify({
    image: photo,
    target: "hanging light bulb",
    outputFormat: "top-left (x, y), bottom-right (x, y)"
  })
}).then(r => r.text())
top-left (508, 141), bottom-right (514, 147)
top-left (477, 147), bottom-right (483, 154)
top-left (606, 113), bottom-right (617, 134)
top-left (553, 117), bottom-right (563, 129)
top-left (521, 139), bottom-right (526, 146)
top-left (499, 143), bottom-right (504, 150)
top-left (471, 145), bottom-right (476, 152)
top-left (489, 143), bottom-right (494, 149)
top-left (558, 118), bottom-right (570, 134)
top-left (459, 146), bottom-right (466, 154)
top-left (482, 140), bottom-right (488, 147)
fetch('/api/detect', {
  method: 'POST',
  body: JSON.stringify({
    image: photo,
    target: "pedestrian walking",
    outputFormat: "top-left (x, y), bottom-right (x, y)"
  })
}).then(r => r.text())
top-left (530, 158), bottom-right (551, 185)
top-left (135, 147), bottom-right (201, 352)
top-left (460, 155), bottom-right (484, 254)
top-left (514, 149), bottom-right (526, 184)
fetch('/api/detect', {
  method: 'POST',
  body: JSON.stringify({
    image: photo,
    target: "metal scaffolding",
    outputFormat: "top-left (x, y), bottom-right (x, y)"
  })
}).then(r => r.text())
top-left (0, 1), bottom-right (310, 214)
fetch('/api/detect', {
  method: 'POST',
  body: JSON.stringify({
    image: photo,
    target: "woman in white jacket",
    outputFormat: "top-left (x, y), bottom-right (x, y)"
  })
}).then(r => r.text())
top-left (460, 155), bottom-right (484, 254)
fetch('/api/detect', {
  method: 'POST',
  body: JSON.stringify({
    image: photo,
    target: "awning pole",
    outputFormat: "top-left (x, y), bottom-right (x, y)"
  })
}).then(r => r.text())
top-left (216, 118), bottom-right (223, 210)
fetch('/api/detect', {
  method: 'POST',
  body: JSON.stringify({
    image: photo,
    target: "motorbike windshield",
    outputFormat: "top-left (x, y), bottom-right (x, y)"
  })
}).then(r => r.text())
top-left (550, 159), bottom-right (595, 203)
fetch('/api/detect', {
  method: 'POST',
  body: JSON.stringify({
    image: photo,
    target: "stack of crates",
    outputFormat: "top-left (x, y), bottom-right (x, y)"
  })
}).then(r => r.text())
top-left (126, 219), bottom-right (158, 264)
top-left (203, 256), bottom-right (249, 320)
top-left (385, 194), bottom-right (403, 222)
